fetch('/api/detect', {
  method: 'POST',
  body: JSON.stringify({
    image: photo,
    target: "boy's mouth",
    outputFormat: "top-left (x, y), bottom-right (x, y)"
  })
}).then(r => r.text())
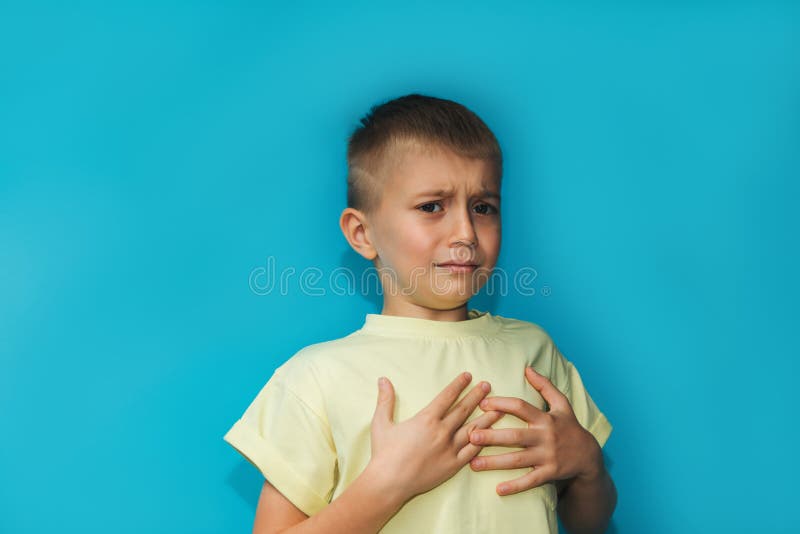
top-left (435, 262), bottom-right (479, 273)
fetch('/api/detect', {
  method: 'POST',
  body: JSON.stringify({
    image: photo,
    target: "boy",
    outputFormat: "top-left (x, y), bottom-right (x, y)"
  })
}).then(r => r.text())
top-left (224, 93), bottom-right (616, 533)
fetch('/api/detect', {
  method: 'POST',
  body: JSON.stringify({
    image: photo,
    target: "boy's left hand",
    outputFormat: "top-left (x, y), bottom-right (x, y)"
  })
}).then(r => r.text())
top-left (469, 366), bottom-right (603, 496)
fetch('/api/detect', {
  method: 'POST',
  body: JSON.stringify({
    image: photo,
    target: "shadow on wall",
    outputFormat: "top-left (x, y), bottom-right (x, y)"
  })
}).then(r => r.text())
top-left (226, 458), bottom-right (263, 511)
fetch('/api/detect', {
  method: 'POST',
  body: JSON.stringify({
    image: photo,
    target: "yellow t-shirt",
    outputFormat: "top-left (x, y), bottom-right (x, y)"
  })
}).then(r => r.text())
top-left (223, 309), bottom-right (612, 533)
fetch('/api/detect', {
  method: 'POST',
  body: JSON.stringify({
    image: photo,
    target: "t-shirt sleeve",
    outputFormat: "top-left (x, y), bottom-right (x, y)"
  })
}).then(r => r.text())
top-left (223, 364), bottom-right (338, 516)
top-left (547, 340), bottom-right (613, 448)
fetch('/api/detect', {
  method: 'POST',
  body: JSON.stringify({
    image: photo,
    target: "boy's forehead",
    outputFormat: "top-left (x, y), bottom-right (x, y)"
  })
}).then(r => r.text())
top-left (384, 141), bottom-right (500, 197)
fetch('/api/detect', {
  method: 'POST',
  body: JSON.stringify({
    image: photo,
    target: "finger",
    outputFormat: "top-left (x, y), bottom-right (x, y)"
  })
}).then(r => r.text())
top-left (470, 448), bottom-right (543, 472)
top-left (453, 410), bottom-right (505, 450)
top-left (525, 367), bottom-right (570, 412)
top-left (469, 426), bottom-right (537, 448)
top-left (455, 411), bottom-right (505, 462)
top-left (425, 372), bottom-right (473, 418)
top-left (496, 466), bottom-right (556, 496)
top-left (478, 396), bottom-right (543, 425)
top-left (371, 377), bottom-right (396, 433)
top-left (443, 380), bottom-right (491, 429)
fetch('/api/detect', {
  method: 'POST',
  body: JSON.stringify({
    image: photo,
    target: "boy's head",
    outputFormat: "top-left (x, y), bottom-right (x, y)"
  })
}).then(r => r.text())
top-left (345, 93), bottom-right (502, 217)
top-left (340, 93), bottom-right (503, 316)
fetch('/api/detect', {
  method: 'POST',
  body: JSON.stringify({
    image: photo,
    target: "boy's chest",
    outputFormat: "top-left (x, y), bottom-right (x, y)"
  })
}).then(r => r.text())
top-left (317, 337), bottom-right (552, 485)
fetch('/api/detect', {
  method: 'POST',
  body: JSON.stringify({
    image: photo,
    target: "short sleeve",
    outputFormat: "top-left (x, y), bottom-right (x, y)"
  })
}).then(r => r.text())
top-left (547, 342), bottom-right (613, 448)
top-left (223, 366), bottom-right (338, 516)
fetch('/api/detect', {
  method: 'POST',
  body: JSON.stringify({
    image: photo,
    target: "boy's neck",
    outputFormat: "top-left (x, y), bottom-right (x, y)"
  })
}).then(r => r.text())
top-left (380, 300), bottom-right (470, 322)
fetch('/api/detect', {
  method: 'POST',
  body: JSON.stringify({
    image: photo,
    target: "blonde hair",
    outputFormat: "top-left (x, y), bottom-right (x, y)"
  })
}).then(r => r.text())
top-left (346, 93), bottom-right (503, 215)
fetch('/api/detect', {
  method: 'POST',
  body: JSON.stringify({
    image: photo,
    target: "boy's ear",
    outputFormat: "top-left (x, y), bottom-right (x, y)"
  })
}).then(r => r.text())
top-left (339, 207), bottom-right (377, 261)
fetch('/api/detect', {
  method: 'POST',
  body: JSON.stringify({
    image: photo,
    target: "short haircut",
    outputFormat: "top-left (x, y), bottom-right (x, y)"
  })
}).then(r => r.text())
top-left (346, 93), bottom-right (503, 216)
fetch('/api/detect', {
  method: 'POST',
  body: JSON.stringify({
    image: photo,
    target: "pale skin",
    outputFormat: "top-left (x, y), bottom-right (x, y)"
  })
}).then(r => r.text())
top-left (249, 141), bottom-right (616, 533)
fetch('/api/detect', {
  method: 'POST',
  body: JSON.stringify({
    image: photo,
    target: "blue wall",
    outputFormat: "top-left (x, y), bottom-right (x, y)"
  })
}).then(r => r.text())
top-left (2, 2), bottom-right (797, 532)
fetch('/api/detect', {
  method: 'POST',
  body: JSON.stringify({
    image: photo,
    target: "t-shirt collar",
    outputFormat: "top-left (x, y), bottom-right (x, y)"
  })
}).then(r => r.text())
top-left (358, 308), bottom-right (500, 338)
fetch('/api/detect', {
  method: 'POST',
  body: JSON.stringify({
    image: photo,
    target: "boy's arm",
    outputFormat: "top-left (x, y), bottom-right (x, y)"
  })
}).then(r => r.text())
top-left (256, 461), bottom-right (407, 534)
top-left (555, 444), bottom-right (617, 534)
top-left (546, 341), bottom-right (616, 533)
top-left (253, 481), bottom-right (307, 533)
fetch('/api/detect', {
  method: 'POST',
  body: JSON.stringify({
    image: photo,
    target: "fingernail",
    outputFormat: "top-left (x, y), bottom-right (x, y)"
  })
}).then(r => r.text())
top-left (471, 432), bottom-right (482, 443)
top-left (472, 458), bottom-right (484, 468)
top-left (480, 399), bottom-right (489, 409)
top-left (378, 377), bottom-right (386, 387)
top-left (481, 382), bottom-right (490, 393)
top-left (498, 484), bottom-right (509, 494)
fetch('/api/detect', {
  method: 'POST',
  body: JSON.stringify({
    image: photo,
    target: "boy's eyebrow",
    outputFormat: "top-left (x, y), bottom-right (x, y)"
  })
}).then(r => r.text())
top-left (414, 188), bottom-right (501, 200)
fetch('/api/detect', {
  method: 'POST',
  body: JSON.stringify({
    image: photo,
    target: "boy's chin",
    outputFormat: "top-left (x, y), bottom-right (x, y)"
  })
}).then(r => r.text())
top-left (421, 291), bottom-right (479, 309)
top-left (426, 282), bottom-right (486, 300)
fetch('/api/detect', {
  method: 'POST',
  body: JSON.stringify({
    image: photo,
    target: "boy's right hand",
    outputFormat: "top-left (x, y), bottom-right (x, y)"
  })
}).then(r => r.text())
top-left (367, 372), bottom-right (504, 502)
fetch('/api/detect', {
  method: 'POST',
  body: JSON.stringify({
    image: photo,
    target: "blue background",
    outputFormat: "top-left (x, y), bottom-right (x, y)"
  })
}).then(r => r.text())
top-left (2, 1), bottom-right (798, 533)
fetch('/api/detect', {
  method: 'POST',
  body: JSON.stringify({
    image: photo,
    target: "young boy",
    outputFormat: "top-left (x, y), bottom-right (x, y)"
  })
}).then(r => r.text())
top-left (223, 93), bottom-right (616, 533)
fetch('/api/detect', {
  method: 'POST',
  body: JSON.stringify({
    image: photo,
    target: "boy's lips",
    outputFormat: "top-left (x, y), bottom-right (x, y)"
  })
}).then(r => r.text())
top-left (436, 262), bottom-right (479, 273)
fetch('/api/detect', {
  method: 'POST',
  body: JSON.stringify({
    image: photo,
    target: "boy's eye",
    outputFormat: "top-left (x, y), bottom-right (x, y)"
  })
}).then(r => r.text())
top-left (418, 202), bottom-right (499, 215)
top-left (418, 202), bottom-right (443, 213)
top-left (474, 203), bottom-right (499, 215)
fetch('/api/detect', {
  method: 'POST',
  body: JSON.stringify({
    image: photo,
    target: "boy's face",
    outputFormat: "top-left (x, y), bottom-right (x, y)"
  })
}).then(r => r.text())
top-left (363, 142), bottom-right (501, 316)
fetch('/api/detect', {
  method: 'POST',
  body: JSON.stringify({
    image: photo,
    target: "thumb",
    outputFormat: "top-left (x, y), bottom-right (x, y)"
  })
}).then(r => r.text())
top-left (372, 376), bottom-right (396, 428)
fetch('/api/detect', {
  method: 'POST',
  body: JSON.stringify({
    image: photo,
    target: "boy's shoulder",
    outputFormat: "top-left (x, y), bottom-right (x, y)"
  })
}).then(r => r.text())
top-left (487, 312), bottom-right (563, 356)
top-left (269, 328), bottom-right (369, 386)
top-left (493, 312), bottom-right (552, 337)
top-left (277, 328), bottom-right (368, 368)
top-left (258, 334), bottom-right (366, 416)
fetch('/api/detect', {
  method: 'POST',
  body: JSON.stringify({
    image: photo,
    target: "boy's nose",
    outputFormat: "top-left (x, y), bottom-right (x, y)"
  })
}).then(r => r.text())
top-left (449, 207), bottom-right (478, 251)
